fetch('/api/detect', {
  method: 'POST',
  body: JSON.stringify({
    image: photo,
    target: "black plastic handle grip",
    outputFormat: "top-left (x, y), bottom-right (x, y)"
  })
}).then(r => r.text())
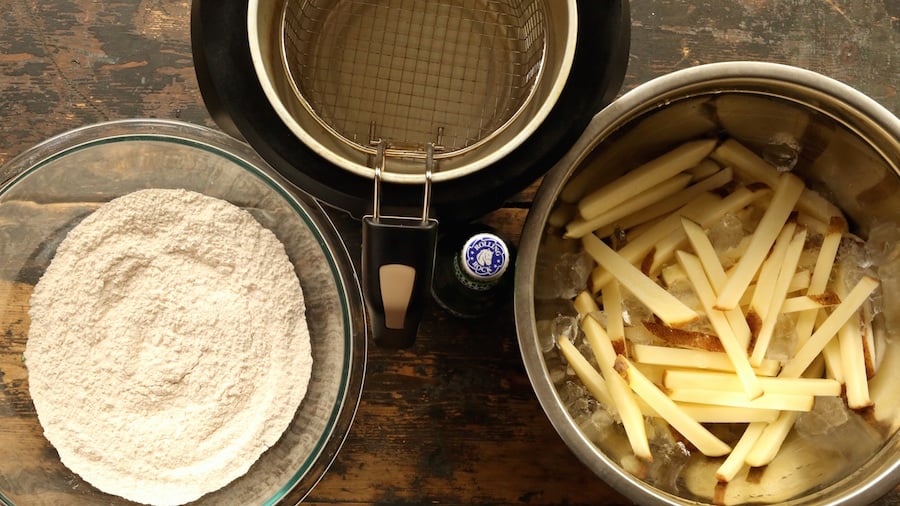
top-left (362, 215), bottom-right (438, 348)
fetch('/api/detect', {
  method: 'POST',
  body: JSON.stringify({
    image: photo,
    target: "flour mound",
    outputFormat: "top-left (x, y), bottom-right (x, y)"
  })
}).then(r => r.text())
top-left (26, 189), bottom-right (313, 506)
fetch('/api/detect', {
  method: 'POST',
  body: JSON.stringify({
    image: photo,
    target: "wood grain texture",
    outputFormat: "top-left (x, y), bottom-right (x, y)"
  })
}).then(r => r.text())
top-left (0, 0), bottom-right (898, 505)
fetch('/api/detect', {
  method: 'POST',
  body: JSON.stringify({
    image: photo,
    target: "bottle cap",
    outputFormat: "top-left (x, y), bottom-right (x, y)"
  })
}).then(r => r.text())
top-left (461, 232), bottom-right (509, 282)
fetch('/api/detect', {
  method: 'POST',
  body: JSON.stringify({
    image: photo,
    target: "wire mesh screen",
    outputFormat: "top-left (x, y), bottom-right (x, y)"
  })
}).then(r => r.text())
top-left (281, 0), bottom-right (547, 156)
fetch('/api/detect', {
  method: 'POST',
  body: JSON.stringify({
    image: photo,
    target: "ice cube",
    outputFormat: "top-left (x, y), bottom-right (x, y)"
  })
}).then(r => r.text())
top-left (765, 313), bottom-right (798, 362)
top-left (553, 250), bottom-right (595, 300)
top-left (646, 427), bottom-right (692, 492)
top-left (558, 380), bottom-right (588, 412)
top-left (666, 279), bottom-right (701, 312)
top-left (621, 291), bottom-right (654, 326)
top-left (544, 351), bottom-right (568, 385)
top-left (577, 406), bottom-right (616, 444)
top-left (708, 212), bottom-right (745, 253)
top-left (761, 132), bottom-right (801, 172)
top-left (794, 396), bottom-right (849, 438)
top-left (552, 314), bottom-right (579, 342)
top-left (535, 319), bottom-right (556, 353)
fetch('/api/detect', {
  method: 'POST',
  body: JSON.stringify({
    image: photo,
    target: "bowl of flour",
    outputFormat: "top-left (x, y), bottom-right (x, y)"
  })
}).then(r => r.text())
top-left (0, 119), bottom-right (366, 506)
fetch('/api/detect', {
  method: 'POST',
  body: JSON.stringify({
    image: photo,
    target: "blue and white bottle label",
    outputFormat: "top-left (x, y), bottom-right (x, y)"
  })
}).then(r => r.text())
top-left (461, 233), bottom-right (509, 282)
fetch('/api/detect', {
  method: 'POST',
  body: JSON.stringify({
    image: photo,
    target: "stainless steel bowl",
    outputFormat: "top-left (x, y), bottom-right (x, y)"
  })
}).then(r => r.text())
top-left (0, 119), bottom-right (366, 505)
top-left (515, 62), bottom-right (900, 505)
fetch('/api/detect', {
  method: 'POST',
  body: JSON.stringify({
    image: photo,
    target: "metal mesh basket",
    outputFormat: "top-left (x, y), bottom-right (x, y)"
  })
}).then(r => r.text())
top-left (281, 0), bottom-right (548, 159)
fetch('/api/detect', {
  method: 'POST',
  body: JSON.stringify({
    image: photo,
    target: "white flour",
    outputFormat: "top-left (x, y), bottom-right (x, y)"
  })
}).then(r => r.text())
top-left (25, 189), bottom-right (313, 506)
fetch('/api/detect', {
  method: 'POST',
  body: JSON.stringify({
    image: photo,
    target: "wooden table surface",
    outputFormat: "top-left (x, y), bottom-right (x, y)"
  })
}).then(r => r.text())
top-left (1, 1), bottom-right (898, 505)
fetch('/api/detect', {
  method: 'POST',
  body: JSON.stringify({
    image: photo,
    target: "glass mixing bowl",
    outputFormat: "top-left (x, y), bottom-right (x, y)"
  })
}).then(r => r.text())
top-left (0, 119), bottom-right (366, 505)
top-left (516, 62), bottom-right (900, 505)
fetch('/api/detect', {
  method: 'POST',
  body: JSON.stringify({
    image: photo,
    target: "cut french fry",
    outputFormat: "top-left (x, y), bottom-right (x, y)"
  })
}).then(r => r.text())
top-left (750, 227), bottom-right (808, 366)
top-left (615, 356), bottom-right (732, 457)
top-left (716, 422), bottom-right (768, 482)
top-left (591, 185), bottom-right (772, 291)
top-left (592, 167), bottom-right (734, 239)
top-left (834, 263), bottom-right (873, 409)
top-left (581, 316), bottom-right (651, 461)
top-left (780, 293), bottom-right (841, 313)
top-left (667, 389), bottom-right (815, 412)
top-left (676, 403), bottom-right (780, 424)
top-left (630, 344), bottom-right (781, 376)
top-left (710, 138), bottom-right (843, 223)
top-left (565, 173), bottom-right (693, 239)
top-left (557, 335), bottom-right (615, 409)
top-left (862, 299), bottom-right (877, 378)
top-left (583, 234), bottom-right (699, 327)
top-left (661, 263), bottom-right (688, 287)
top-left (663, 369), bottom-right (841, 397)
top-left (681, 217), bottom-right (728, 289)
top-left (677, 251), bottom-right (763, 399)
top-left (796, 212), bottom-right (829, 236)
top-left (577, 139), bottom-right (717, 220)
top-left (681, 217), bottom-right (752, 349)
top-left (647, 184), bottom-right (774, 277)
top-left (548, 203), bottom-right (577, 229)
top-left (839, 309), bottom-right (872, 409)
top-left (788, 270), bottom-right (812, 293)
top-left (738, 270), bottom-right (812, 308)
top-left (716, 173), bottom-right (805, 310)
top-left (795, 216), bottom-right (845, 347)
top-left (779, 275), bottom-right (880, 378)
top-left (822, 336), bottom-right (845, 382)
top-left (602, 280), bottom-right (626, 344)
top-left (747, 222), bottom-right (797, 321)
top-left (745, 357), bottom-right (827, 468)
top-left (642, 320), bottom-right (724, 352)
top-left (689, 158), bottom-right (722, 180)
top-left (590, 192), bottom-right (723, 291)
top-left (745, 411), bottom-right (800, 468)
top-left (573, 290), bottom-right (600, 315)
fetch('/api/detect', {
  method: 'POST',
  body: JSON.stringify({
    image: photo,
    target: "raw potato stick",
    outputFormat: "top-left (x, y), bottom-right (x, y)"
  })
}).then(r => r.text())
top-left (794, 217), bottom-right (845, 347)
top-left (592, 185), bottom-right (771, 290)
top-left (603, 280), bottom-right (626, 345)
top-left (577, 139), bottom-right (717, 220)
top-left (677, 251), bottom-right (763, 399)
top-left (581, 315), bottom-right (652, 461)
top-left (748, 223), bottom-right (797, 321)
top-left (630, 344), bottom-right (781, 376)
top-left (557, 335), bottom-right (615, 409)
top-left (689, 158), bottom-right (722, 179)
top-left (590, 192), bottom-right (723, 291)
top-left (615, 356), bottom-right (732, 457)
top-left (711, 138), bottom-right (843, 223)
top-left (591, 167), bottom-right (734, 239)
top-left (680, 217), bottom-right (752, 349)
top-left (716, 422), bottom-right (768, 482)
top-left (573, 290), bottom-right (600, 315)
top-left (663, 370), bottom-right (842, 397)
top-left (548, 203), bottom-right (576, 229)
top-left (583, 234), bottom-right (699, 327)
top-left (666, 389), bottom-right (814, 412)
top-left (648, 184), bottom-right (775, 277)
top-left (780, 293), bottom-right (841, 313)
top-left (779, 275), bottom-right (880, 378)
top-left (834, 263), bottom-right (873, 409)
top-left (565, 173), bottom-right (693, 238)
top-left (750, 227), bottom-right (808, 366)
top-left (715, 172), bottom-right (805, 310)
top-left (745, 411), bottom-right (800, 468)
top-left (676, 404), bottom-right (780, 424)
top-left (745, 357), bottom-right (827, 468)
